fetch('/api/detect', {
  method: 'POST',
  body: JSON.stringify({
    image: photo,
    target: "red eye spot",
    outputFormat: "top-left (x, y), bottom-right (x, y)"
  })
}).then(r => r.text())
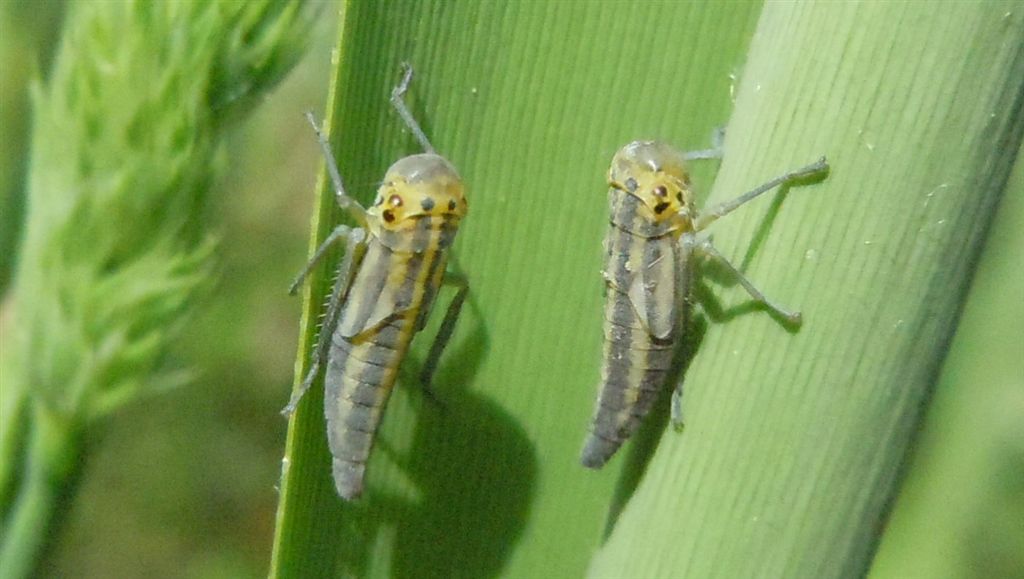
top-left (389, 195), bottom-right (403, 207)
top-left (383, 210), bottom-right (395, 222)
top-left (653, 185), bottom-right (668, 197)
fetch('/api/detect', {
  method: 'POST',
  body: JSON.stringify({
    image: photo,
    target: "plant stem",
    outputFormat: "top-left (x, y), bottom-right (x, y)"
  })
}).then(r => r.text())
top-left (0, 381), bottom-right (28, 515)
top-left (0, 404), bottom-right (82, 579)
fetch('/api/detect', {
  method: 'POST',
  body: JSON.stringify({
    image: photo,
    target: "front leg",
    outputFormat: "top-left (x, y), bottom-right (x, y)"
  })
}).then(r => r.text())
top-left (683, 126), bottom-right (726, 161)
top-left (695, 157), bottom-right (828, 231)
top-left (391, 63), bottom-right (437, 155)
top-left (304, 112), bottom-right (369, 227)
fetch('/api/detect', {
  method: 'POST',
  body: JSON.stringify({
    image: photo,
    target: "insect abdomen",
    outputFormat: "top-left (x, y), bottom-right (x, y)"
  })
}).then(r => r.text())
top-left (322, 236), bottom-right (442, 500)
top-left (581, 287), bottom-right (675, 468)
top-left (581, 216), bottom-right (680, 469)
top-left (324, 318), bottom-right (411, 500)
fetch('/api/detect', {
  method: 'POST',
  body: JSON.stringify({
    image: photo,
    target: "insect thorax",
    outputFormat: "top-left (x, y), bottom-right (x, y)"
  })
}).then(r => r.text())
top-left (369, 214), bottom-right (461, 253)
top-left (608, 188), bottom-right (691, 239)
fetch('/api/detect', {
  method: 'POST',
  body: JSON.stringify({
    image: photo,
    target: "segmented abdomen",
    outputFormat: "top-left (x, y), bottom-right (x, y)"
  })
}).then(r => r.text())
top-left (581, 217), bottom-right (681, 469)
top-left (323, 225), bottom-right (448, 499)
top-left (581, 287), bottom-right (675, 468)
top-left (325, 317), bottom-right (412, 500)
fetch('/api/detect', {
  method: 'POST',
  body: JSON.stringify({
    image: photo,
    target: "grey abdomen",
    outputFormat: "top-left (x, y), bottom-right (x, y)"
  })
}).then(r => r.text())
top-left (324, 319), bottom-right (410, 499)
top-left (581, 284), bottom-right (675, 469)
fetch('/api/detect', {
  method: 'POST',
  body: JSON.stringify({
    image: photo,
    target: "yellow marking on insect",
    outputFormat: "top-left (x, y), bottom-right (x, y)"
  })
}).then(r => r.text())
top-left (368, 154), bottom-right (467, 233)
top-left (609, 141), bottom-right (696, 227)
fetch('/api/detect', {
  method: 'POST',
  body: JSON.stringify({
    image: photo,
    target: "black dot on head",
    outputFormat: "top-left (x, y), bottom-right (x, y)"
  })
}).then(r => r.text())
top-left (383, 210), bottom-right (395, 222)
top-left (625, 177), bottom-right (638, 192)
top-left (676, 192), bottom-right (683, 202)
top-left (654, 202), bottom-right (670, 214)
top-left (448, 199), bottom-right (457, 211)
top-left (421, 197), bottom-right (435, 211)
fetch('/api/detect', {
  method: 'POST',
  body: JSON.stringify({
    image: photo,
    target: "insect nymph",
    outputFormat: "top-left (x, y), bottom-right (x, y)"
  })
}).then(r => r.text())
top-left (285, 66), bottom-right (469, 500)
top-left (581, 140), bottom-right (828, 468)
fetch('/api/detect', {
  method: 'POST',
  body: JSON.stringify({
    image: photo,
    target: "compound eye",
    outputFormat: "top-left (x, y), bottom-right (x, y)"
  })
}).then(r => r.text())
top-left (653, 185), bottom-right (668, 198)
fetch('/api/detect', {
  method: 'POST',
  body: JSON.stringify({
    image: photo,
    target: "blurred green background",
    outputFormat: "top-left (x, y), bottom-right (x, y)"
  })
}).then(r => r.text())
top-left (1, 2), bottom-right (1020, 578)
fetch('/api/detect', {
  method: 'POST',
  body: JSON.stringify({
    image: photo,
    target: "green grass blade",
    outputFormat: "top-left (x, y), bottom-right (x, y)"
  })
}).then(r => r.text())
top-left (270, 1), bottom-right (764, 577)
top-left (588, 3), bottom-right (1023, 578)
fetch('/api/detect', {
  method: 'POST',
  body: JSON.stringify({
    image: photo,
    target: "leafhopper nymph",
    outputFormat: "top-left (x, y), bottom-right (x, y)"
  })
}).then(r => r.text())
top-left (581, 140), bottom-right (828, 468)
top-left (285, 65), bottom-right (469, 499)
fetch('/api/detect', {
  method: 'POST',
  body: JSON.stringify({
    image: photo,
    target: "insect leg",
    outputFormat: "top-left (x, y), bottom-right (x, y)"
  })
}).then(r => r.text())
top-left (694, 237), bottom-right (802, 324)
top-left (695, 156), bottom-right (828, 231)
top-left (418, 273), bottom-right (469, 395)
top-left (282, 227), bottom-right (367, 416)
top-left (671, 233), bottom-right (697, 431)
top-left (671, 384), bottom-right (686, 431)
top-left (288, 224), bottom-right (351, 295)
top-left (390, 63), bottom-right (437, 154)
top-left (305, 111), bottom-right (369, 227)
top-left (683, 127), bottom-right (726, 161)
